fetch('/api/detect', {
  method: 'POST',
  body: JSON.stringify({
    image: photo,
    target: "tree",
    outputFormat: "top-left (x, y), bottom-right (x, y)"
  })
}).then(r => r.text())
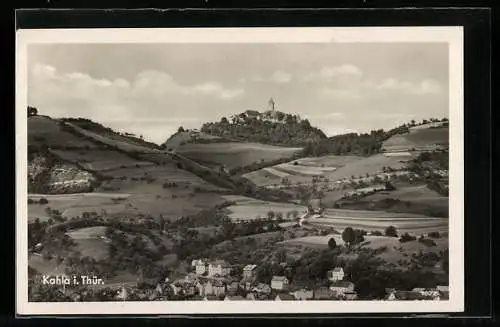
top-left (267, 210), bottom-right (275, 220)
top-left (385, 181), bottom-right (396, 191)
top-left (177, 126), bottom-right (185, 133)
top-left (342, 227), bottom-right (356, 246)
top-left (385, 226), bottom-right (398, 237)
top-left (39, 198), bottom-right (48, 204)
top-left (220, 117), bottom-right (229, 124)
top-left (28, 106), bottom-right (38, 117)
top-left (328, 237), bottom-right (337, 250)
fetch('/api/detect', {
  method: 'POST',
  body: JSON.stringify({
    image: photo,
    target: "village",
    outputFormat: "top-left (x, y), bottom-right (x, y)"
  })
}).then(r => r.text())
top-left (61, 258), bottom-right (448, 302)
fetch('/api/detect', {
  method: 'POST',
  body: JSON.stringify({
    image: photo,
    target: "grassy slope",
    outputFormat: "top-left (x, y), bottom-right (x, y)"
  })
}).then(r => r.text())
top-left (382, 126), bottom-right (449, 152)
top-left (175, 142), bottom-right (303, 170)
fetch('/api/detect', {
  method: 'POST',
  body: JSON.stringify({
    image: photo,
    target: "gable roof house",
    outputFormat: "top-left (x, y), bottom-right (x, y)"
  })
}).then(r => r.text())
top-left (329, 281), bottom-right (355, 297)
top-left (242, 264), bottom-right (257, 280)
top-left (314, 287), bottom-right (334, 300)
top-left (208, 260), bottom-right (232, 277)
top-left (291, 289), bottom-right (314, 301)
top-left (270, 276), bottom-right (289, 290)
top-left (327, 267), bottom-right (345, 281)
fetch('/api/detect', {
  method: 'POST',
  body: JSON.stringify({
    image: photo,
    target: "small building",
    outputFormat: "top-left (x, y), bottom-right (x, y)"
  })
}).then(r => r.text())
top-left (208, 260), bottom-right (232, 277)
top-left (193, 259), bottom-right (208, 275)
top-left (343, 291), bottom-right (358, 300)
top-left (291, 289), bottom-right (314, 301)
top-left (227, 281), bottom-right (239, 294)
top-left (275, 293), bottom-right (295, 301)
top-left (330, 281), bottom-right (355, 297)
top-left (252, 283), bottom-right (272, 294)
top-left (314, 287), bottom-right (334, 300)
top-left (327, 267), bottom-right (345, 282)
top-left (386, 290), bottom-right (424, 301)
top-left (212, 280), bottom-right (226, 297)
top-left (242, 264), bottom-right (257, 280)
top-left (271, 276), bottom-right (289, 291)
top-left (246, 292), bottom-right (258, 301)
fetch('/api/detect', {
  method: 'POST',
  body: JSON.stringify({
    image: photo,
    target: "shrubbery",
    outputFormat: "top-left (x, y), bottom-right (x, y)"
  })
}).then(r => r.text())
top-left (399, 233), bottom-right (416, 243)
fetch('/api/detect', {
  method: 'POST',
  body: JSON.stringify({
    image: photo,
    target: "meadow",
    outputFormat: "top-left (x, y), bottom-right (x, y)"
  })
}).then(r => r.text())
top-left (176, 142), bottom-right (302, 169)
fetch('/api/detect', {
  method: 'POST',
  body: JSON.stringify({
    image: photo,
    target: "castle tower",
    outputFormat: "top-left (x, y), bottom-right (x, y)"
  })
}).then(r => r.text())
top-left (268, 97), bottom-right (276, 111)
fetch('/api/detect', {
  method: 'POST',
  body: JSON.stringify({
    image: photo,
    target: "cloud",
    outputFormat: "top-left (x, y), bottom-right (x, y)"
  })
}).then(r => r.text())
top-left (270, 71), bottom-right (292, 84)
top-left (374, 78), bottom-right (442, 95)
top-left (28, 64), bottom-right (245, 143)
top-left (301, 64), bottom-right (363, 82)
top-left (240, 70), bottom-right (292, 84)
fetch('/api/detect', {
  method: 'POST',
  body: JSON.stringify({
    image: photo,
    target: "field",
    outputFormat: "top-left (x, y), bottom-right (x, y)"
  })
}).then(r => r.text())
top-left (362, 184), bottom-right (448, 207)
top-left (28, 191), bottom-right (227, 222)
top-left (382, 126), bottom-right (449, 152)
top-left (244, 154), bottom-right (411, 188)
top-left (176, 142), bottom-right (302, 169)
top-left (305, 208), bottom-right (448, 236)
top-left (28, 116), bottom-right (98, 149)
top-left (281, 233), bottom-right (448, 265)
top-left (163, 131), bottom-right (222, 149)
top-left (50, 149), bottom-right (154, 172)
top-left (221, 195), bottom-right (307, 221)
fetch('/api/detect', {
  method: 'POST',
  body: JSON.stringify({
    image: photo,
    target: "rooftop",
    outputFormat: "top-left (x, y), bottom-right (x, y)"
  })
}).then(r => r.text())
top-left (271, 276), bottom-right (288, 282)
top-left (243, 264), bottom-right (257, 271)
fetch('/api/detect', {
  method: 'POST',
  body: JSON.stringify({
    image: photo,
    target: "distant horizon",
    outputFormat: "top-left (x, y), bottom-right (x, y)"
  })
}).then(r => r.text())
top-left (28, 43), bottom-right (449, 144)
top-left (29, 109), bottom-right (449, 146)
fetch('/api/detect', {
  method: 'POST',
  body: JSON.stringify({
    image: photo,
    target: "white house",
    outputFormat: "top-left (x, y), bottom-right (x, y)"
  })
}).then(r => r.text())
top-left (327, 267), bottom-right (345, 281)
top-left (208, 260), bottom-right (232, 277)
top-left (242, 264), bottom-right (257, 280)
top-left (329, 281), bottom-right (355, 296)
top-left (270, 276), bottom-right (289, 291)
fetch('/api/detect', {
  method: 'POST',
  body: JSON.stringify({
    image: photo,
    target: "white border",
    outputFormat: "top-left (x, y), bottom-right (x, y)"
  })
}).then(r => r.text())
top-left (16, 27), bottom-right (464, 315)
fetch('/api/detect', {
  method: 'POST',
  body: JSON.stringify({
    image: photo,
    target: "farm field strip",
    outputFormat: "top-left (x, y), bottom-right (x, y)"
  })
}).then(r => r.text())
top-left (262, 167), bottom-right (290, 178)
top-left (322, 208), bottom-right (428, 218)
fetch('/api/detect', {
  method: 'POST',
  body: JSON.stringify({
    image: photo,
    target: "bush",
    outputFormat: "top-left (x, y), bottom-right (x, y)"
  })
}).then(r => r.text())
top-left (399, 233), bottom-right (416, 243)
top-left (427, 232), bottom-right (440, 239)
top-left (328, 237), bottom-right (337, 250)
top-left (385, 226), bottom-right (398, 237)
top-left (371, 231), bottom-right (383, 236)
top-left (39, 198), bottom-right (49, 205)
top-left (419, 238), bottom-right (437, 247)
top-left (28, 198), bottom-right (35, 205)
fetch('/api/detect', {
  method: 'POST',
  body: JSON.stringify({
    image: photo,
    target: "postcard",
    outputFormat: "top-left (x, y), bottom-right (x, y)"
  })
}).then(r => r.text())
top-left (16, 26), bottom-right (464, 315)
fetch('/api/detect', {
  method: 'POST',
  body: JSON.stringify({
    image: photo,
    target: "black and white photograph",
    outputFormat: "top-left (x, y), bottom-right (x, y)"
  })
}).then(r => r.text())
top-left (16, 27), bottom-right (464, 315)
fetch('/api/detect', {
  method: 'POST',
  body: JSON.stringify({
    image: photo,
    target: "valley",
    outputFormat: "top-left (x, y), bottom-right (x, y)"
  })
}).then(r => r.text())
top-left (27, 109), bottom-right (450, 302)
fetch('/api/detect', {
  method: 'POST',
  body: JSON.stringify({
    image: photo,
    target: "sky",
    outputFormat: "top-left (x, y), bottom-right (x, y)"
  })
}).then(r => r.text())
top-left (28, 43), bottom-right (449, 144)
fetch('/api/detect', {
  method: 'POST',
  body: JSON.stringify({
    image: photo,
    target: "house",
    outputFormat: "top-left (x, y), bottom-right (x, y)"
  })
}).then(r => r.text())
top-left (329, 281), bottom-right (355, 296)
top-left (343, 291), bottom-right (358, 300)
top-left (170, 282), bottom-right (182, 296)
top-left (314, 287), bottom-right (334, 300)
top-left (239, 279), bottom-right (254, 291)
top-left (275, 293), bottom-right (295, 301)
top-left (192, 259), bottom-right (208, 275)
top-left (327, 267), bottom-right (345, 281)
top-left (242, 264), bottom-right (257, 279)
top-left (252, 283), bottom-right (272, 294)
top-left (386, 290), bottom-right (424, 301)
top-left (291, 289), bottom-right (314, 301)
top-left (412, 288), bottom-right (440, 299)
top-left (195, 281), bottom-right (205, 296)
top-left (224, 295), bottom-right (245, 301)
top-left (271, 276), bottom-right (289, 291)
top-left (211, 280), bottom-right (226, 297)
top-left (244, 110), bottom-right (261, 120)
top-left (208, 260), bottom-right (232, 277)
top-left (246, 292), bottom-right (258, 301)
top-left (227, 281), bottom-right (239, 294)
